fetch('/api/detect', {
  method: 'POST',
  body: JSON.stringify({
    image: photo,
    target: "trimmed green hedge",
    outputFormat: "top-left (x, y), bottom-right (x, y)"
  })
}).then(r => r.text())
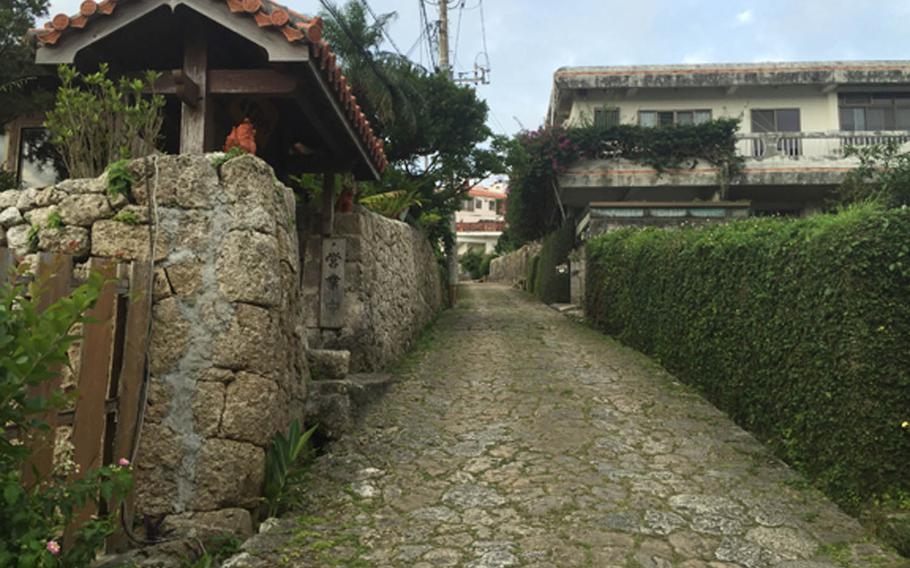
top-left (532, 222), bottom-right (575, 303)
top-left (585, 205), bottom-right (910, 511)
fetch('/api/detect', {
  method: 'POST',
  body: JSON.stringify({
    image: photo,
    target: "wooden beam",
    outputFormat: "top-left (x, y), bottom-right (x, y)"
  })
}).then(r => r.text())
top-left (179, 25), bottom-right (210, 154)
top-left (172, 70), bottom-right (200, 107)
top-left (321, 173), bottom-right (335, 236)
top-left (150, 69), bottom-right (298, 97)
top-left (209, 69), bottom-right (298, 95)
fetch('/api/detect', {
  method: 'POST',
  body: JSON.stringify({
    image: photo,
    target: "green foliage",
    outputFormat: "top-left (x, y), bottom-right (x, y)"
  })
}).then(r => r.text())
top-left (321, 2), bottom-right (505, 252)
top-left (532, 222), bottom-right (575, 304)
top-left (0, 0), bottom-right (54, 126)
top-left (45, 211), bottom-right (62, 229)
top-left (210, 146), bottom-right (247, 170)
top-left (44, 64), bottom-right (165, 179)
top-left (835, 141), bottom-right (910, 208)
top-left (26, 224), bottom-right (39, 249)
top-left (359, 188), bottom-right (422, 219)
top-left (505, 120), bottom-right (743, 244)
top-left (181, 534), bottom-right (241, 568)
top-left (0, 169), bottom-right (18, 191)
top-left (585, 204), bottom-right (910, 512)
top-left (458, 249), bottom-right (495, 280)
top-left (0, 268), bottom-right (134, 566)
top-left (105, 159), bottom-right (133, 201)
top-left (112, 210), bottom-right (141, 226)
top-left (525, 255), bottom-right (540, 294)
top-left (494, 228), bottom-right (522, 255)
top-left (262, 421), bottom-right (317, 519)
top-left (479, 253), bottom-right (496, 279)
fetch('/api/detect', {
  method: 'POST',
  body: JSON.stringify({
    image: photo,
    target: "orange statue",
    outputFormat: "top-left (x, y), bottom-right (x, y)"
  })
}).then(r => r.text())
top-left (224, 118), bottom-right (257, 155)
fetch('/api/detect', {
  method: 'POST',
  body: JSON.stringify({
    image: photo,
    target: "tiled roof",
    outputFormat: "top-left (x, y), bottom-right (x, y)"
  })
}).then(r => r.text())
top-left (468, 187), bottom-right (507, 200)
top-left (34, 0), bottom-right (388, 172)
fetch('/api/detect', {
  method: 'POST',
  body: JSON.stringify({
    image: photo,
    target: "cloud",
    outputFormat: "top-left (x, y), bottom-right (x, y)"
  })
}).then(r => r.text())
top-left (736, 9), bottom-right (754, 25)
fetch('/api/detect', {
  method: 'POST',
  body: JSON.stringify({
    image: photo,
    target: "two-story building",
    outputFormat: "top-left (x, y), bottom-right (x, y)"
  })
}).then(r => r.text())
top-left (548, 60), bottom-right (910, 235)
top-left (456, 181), bottom-right (507, 256)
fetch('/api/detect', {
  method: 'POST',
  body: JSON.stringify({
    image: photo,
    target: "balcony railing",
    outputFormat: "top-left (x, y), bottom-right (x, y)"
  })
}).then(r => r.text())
top-left (736, 131), bottom-right (910, 160)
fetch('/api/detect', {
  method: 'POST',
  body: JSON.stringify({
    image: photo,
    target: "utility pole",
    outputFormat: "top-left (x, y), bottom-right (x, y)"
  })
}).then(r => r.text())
top-left (437, 0), bottom-right (458, 305)
top-left (438, 0), bottom-right (450, 77)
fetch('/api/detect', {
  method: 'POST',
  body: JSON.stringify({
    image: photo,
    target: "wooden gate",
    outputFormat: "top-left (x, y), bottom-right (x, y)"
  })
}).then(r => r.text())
top-left (1, 248), bottom-right (151, 547)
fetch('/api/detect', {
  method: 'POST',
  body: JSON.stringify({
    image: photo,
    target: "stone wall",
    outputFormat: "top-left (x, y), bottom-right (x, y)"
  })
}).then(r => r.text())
top-left (303, 206), bottom-right (444, 372)
top-left (0, 154), bottom-right (307, 536)
top-left (488, 241), bottom-right (541, 288)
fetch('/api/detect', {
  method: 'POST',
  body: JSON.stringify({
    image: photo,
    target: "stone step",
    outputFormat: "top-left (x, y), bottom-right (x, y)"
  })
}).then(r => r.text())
top-left (306, 348), bottom-right (350, 381)
top-left (304, 373), bottom-right (394, 441)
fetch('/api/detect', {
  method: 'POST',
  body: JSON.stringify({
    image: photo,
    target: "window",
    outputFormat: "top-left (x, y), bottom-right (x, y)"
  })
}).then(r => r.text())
top-left (839, 93), bottom-right (910, 131)
top-left (751, 109), bottom-right (801, 132)
top-left (474, 199), bottom-right (483, 210)
top-left (639, 110), bottom-right (711, 127)
top-left (594, 108), bottom-right (620, 128)
top-left (17, 128), bottom-right (65, 187)
top-left (488, 200), bottom-right (496, 211)
top-left (463, 199), bottom-right (474, 211)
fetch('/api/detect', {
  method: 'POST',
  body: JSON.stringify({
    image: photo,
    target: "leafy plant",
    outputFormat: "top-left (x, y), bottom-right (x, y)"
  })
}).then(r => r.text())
top-left (44, 64), bottom-right (164, 179)
top-left (112, 210), bottom-right (142, 226)
top-left (105, 159), bottom-right (133, 200)
top-left (834, 140), bottom-right (910, 208)
top-left (0, 169), bottom-right (18, 190)
top-left (210, 146), bottom-right (247, 170)
top-left (459, 249), bottom-right (496, 280)
top-left (262, 421), bottom-right (317, 518)
top-left (45, 211), bottom-right (62, 229)
top-left (26, 224), bottom-right (39, 249)
top-left (0, 267), bottom-right (135, 566)
top-left (359, 188), bottom-right (422, 219)
top-left (181, 533), bottom-right (241, 568)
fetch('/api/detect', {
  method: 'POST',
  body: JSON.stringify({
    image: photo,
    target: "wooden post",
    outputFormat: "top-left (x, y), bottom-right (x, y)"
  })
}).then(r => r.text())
top-left (180, 24), bottom-right (210, 154)
top-left (321, 173), bottom-right (336, 236)
top-left (23, 253), bottom-right (73, 487)
top-left (107, 261), bottom-right (151, 551)
top-left (64, 258), bottom-right (118, 548)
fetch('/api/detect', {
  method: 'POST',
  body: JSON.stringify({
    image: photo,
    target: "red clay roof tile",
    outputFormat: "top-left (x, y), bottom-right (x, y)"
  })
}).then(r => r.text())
top-left (33, 0), bottom-right (386, 173)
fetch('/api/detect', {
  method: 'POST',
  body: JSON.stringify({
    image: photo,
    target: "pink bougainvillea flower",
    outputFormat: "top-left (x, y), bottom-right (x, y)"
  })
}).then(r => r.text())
top-left (118, 457), bottom-right (130, 467)
top-left (46, 540), bottom-right (61, 555)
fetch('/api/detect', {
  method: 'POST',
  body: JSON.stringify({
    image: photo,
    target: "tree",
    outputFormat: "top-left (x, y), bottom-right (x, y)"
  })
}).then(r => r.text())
top-left (0, 0), bottom-right (52, 125)
top-left (320, 2), bottom-right (505, 249)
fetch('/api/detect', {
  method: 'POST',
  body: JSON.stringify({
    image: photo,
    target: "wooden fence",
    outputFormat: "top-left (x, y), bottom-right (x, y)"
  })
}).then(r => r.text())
top-left (1, 248), bottom-right (151, 549)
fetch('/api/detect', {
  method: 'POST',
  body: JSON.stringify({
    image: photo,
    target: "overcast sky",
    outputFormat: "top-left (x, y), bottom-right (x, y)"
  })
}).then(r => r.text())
top-left (46, 0), bottom-right (910, 136)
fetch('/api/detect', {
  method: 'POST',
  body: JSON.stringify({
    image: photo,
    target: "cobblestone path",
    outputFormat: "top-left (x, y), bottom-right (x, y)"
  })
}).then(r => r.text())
top-left (233, 284), bottom-right (906, 568)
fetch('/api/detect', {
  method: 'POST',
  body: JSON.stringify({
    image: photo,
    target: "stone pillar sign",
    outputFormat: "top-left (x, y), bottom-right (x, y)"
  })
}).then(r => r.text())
top-left (320, 238), bottom-right (346, 329)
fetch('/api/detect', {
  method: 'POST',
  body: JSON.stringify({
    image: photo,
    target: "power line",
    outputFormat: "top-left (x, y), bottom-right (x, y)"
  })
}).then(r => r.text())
top-left (357, 0), bottom-right (404, 57)
top-left (317, 0), bottom-right (398, 92)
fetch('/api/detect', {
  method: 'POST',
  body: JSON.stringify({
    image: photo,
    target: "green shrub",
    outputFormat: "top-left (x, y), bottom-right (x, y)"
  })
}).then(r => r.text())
top-left (459, 249), bottom-right (485, 280)
top-left (532, 222), bottom-right (575, 304)
top-left (0, 268), bottom-right (134, 566)
top-left (262, 420), bottom-right (316, 519)
top-left (585, 204), bottom-right (910, 513)
top-left (45, 64), bottom-right (164, 178)
top-left (479, 253), bottom-right (496, 278)
top-left (525, 255), bottom-right (539, 293)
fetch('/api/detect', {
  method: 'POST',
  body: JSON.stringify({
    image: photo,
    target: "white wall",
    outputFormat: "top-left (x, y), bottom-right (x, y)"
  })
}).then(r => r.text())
top-left (567, 85), bottom-right (839, 133)
top-left (456, 196), bottom-right (505, 223)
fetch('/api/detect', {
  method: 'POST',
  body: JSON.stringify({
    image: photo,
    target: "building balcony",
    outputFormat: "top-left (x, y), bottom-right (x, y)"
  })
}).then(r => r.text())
top-left (558, 130), bottom-right (910, 210)
top-left (736, 130), bottom-right (910, 160)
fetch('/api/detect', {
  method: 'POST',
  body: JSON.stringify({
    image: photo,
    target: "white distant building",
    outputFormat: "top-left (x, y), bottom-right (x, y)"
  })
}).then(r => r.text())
top-left (456, 182), bottom-right (508, 256)
top-left (548, 60), bottom-right (910, 234)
